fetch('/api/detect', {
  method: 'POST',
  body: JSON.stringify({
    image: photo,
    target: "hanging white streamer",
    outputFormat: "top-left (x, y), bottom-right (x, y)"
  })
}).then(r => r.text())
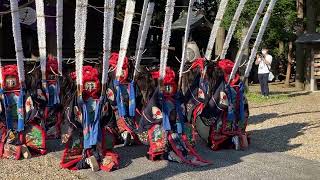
top-left (9, 0), bottom-right (25, 82)
top-left (115, 0), bottom-right (136, 79)
top-left (133, 2), bottom-right (154, 78)
top-left (228, 0), bottom-right (269, 83)
top-left (101, 0), bottom-right (115, 85)
top-left (135, 0), bottom-right (149, 58)
top-left (204, 0), bottom-right (229, 61)
top-left (74, 0), bottom-right (89, 86)
top-left (35, 0), bottom-right (47, 80)
top-left (159, 0), bottom-right (176, 80)
top-left (56, 0), bottom-right (63, 74)
top-left (244, 0), bottom-right (278, 78)
top-left (220, 0), bottom-right (247, 59)
top-left (178, 0), bottom-right (194, 87)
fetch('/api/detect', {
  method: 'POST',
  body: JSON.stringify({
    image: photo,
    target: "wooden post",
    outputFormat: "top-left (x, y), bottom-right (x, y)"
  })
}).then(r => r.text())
top-left (295, 0), bottom-right (305, 89)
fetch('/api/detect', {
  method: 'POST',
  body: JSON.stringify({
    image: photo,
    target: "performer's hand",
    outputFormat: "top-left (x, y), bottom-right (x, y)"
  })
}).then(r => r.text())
top-left (74, 106), bottom-right (83, 124)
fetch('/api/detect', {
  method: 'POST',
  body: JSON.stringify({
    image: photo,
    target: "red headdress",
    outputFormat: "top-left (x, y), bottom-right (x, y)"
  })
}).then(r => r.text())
top-left (1, 65), bottom-right (20, 91)
top-left (190, 58), bottom-right (204, 71)
top-left (217, 59), bottom-right (240, 86)
top-left (109, 52), bottom-right (129, 82)
top-left (151, 67), bottom-right (177, 96)
top-left (70, 66), bottom-right (100, 100)
top-left (46, 55), bottom-right (59, 80)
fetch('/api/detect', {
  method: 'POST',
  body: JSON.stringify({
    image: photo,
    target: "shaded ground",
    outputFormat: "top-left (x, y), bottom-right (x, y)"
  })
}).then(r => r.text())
top-left (1, 83), bottom-right (320, 179)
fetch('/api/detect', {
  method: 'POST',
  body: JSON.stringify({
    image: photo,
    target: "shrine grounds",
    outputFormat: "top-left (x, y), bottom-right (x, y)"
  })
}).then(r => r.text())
top-left (1, 83), bottom-right (320, 179)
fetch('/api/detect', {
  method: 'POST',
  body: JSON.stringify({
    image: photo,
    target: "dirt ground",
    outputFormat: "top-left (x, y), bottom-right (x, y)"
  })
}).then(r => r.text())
top-left (0, 83), bottom-right (319, 179)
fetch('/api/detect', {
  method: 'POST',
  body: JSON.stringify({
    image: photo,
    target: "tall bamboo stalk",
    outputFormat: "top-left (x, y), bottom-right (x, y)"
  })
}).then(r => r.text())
top-left (115, 0), bottom-right (136, 80)
top-left (228, 0), bottom-right (269, 83)
top-left (35, 0), bottom-right (47, 81)
top-left (243, 0), bottom-right (278, 79)
top-left (101, 0), bottom-right (115, 93)
top-left (204, 0), bottom-right (229, 61)
top-left (178, 0), bottom-right (194, 89)
top-left (9, 0), bottom-right (25, 83)
top-left (159, 0), bottom-right (176, 80)
top-left (74, 0), bottom-right (88, 93)
top-left (56, 0), bottom-right (63, 74)
top-left (133, 2), bottom-right (154, 79)
top-left (134, 0), bottom-right (149, 59)
top-left (220, 0), bottom-right (247, 59)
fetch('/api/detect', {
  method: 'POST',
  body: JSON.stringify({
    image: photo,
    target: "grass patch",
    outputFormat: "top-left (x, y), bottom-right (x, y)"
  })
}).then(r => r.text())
top-left (246, 91), bottom-right (289, 104)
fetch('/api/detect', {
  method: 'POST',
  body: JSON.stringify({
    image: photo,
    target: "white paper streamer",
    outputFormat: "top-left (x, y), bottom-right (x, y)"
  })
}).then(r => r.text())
top-left (74, 0), bottom-right (88, 86)
top-left (133, 2), bottom-right (154, 79)
top-left (9, 0), bottom-right (25, 82)
top-left (159, 0), bottom-right (176, 80)
top-left (227, 0), bottom-right (269, 82)
top-left (178, 0), bottom-right (195, 88)
top-left (244, 0), bottom-right (277, 78)
top-left (204, 0), bottom-right (229, 61)
top-left (220, 0), bottom-right (247, 59)
top-left (101, 0), bottom-right (115, 85)
top-left (35, 0), bottom-right (47, 80)
top-left (115, 0), bottom-right (136, 79)
top-left (134, 0), bottom-right (149, 58)
top-left (56, 0), bottom-right (63, 74)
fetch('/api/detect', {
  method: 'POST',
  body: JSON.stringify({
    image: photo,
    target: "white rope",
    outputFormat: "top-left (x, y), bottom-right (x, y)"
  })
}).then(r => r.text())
top-left (115, 0), bottom-right (136, 79)
top-left (75, 0), bottom-right (89, 86)
top-left (160, 0), bottom-right (176, 80)
top-left (9, 0), bottom-right (25, 82)
top-left (228, 0), bottom-right (269, 83)
top-left (244, 0), bottom-right (278, 78)
top-left (101, 0), bottom-right (115, 85)
top-left (178, 0), bottom-right (195, 88)
top-left (133, 2), bottom-right (154, 79)
top-left (220, 0), bottom-right (247, 59)
top-left (56, 0), bottom-right (63, 74)
top-left (35, 0), bottom-right (47, 80)
top-left (204, 0), bottom-right (229, 61)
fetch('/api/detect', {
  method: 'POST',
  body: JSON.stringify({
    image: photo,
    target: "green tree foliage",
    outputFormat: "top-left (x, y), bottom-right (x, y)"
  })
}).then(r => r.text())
top-left (222, 0), bottom-right (297, 47)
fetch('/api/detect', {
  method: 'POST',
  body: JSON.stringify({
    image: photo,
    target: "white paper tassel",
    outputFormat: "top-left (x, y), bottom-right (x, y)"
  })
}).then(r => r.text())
top-left (101, 0), bottom-right (116, 85)
top-left (135, 0), bottom-right (149, 58)
top-left (220, 0), bottom-right (247, 59)
top-left (115, 0), bottom-right (136, 79)
top-left (244, 0), bottom-right (277, 78)
top-left (204, 0), bottom-right (229, 60)
top-left (74, 0), bottom-right (88, 86)
top-left (9, 0), bottom-right (25, 82)
top-left (35, 0), bottom-right (47, 80)
top-left (159, 0), bottom-right (176, 80)
top-left (178, 0), bottom-right (194, 87)
top-left (56, 0), bottom-right (63, 74)
top-left (133, 2), bottom-right (154, 78)
top-left (227, 0), bottom-right (269, 82)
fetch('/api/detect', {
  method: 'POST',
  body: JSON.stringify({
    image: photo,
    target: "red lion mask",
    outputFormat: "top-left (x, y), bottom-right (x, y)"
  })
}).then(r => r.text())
top-left (2, 65), bottom-right (20, 91)
top-left (217, 59), bottom-right (240, 86)
top-left (109, 53), bottom-right (129, 82)
top-left (46, 55), bottom-right (59, 81)
top-left (151, 67), bottom-right (177, 97)
top-left (70, 66), bottom-right (101, 100)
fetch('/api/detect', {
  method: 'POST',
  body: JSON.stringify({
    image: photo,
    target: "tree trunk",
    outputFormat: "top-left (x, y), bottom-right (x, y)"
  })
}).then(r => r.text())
top-left (285, 41), bottom-right (293, 86)
top-left (305, 0), bottom-right (317, 90)
top-left (215, 27), bottom-right (225, 58)
top-left (295, 0), bottom-right (305, 89)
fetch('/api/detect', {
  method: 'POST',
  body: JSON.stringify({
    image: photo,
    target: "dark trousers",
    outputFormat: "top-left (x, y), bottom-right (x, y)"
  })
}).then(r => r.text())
top-left (258, 73), bottom-right (269, 96)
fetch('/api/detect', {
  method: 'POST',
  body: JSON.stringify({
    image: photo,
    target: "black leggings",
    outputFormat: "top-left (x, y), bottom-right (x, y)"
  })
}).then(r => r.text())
top-left (258, 73), bottom-right (269, 96)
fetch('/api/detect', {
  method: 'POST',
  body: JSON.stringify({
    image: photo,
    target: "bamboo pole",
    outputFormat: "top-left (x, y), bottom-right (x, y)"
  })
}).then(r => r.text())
top-left (220, 0), bottom-right (247, 59)
top-left (243, 0), bottom-right (278, 80)
top-left (227, 0), bottom-right (269, 83)
top-left (178, 0), bottom-right (194, 89)
top-left (56, 0), bottom-right (63, 74)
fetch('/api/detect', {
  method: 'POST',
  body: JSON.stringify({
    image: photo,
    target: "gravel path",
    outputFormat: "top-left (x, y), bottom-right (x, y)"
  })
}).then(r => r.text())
top-left (0, 83), bottom-right (319, 179)
top-left (247, 83), bottom-right (320, 161)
